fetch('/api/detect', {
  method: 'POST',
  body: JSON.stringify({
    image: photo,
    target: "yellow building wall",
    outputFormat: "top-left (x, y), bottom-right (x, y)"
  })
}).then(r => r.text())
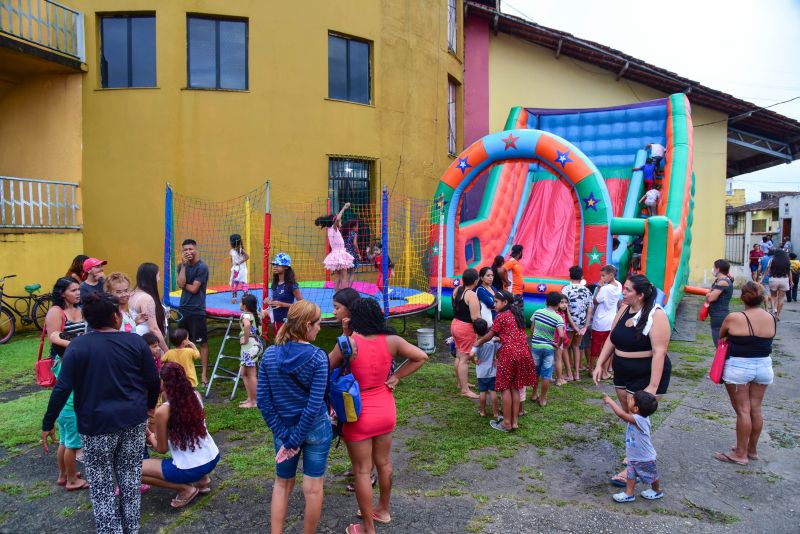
top-left (488, 34), bottom-right (728, 283)
top-left (751, 209), bottom-right (781, 234)
top-left (69, 0), bottom-right (463, 278)
top-left (0, 71), bottom-right (84, 295)
top-left (0, 232), bottom-right (84, 295)
top-left (725, 188), bottom-right (746, 208)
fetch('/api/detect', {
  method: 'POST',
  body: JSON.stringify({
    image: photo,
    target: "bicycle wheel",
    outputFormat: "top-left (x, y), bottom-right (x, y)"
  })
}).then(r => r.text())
top-left (0, 307), bottom-right (15, 344)
top-left (32, 295), bottom-right (52, 331)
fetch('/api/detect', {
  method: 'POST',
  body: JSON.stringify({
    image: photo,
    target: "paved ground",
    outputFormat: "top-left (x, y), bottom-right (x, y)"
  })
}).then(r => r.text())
top-left (0, 299), bottom-right (798, 533)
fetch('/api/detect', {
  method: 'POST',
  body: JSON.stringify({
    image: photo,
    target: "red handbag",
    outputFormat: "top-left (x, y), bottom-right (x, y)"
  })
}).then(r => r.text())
top-left (699, 302), bottom-right (710, 321)
top-left (709, 340), bottom-right (728, 384)
top-left (35, 311), bottom-right (65, 388)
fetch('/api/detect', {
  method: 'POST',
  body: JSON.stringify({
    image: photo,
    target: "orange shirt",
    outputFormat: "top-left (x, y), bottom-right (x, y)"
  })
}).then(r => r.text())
top-left (503, 258), bottom-right (524, 295)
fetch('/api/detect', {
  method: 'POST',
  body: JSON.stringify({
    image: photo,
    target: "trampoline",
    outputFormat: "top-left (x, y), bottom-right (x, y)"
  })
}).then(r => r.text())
top-left (168, 280), bottom-right (435, 322)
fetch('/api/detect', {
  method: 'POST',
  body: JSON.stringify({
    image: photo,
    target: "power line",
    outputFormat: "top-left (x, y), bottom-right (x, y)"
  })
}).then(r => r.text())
top-left (695, 95), bottom-right (800, 127)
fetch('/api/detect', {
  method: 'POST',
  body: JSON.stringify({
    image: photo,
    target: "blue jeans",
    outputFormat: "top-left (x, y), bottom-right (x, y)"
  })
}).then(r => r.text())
top-left (274, 413), bottom-right (332, 479)
top-left (531, 347), bottom-right (555, 381)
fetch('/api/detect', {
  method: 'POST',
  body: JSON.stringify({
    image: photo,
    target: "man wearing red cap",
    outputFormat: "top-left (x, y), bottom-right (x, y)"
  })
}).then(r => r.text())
top-left (80, 258), bottom-right (107, 304)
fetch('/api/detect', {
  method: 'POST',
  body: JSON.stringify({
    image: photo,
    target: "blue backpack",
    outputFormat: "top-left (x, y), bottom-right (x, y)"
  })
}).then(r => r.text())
top-left (328, 335), bottom-right (361, 424)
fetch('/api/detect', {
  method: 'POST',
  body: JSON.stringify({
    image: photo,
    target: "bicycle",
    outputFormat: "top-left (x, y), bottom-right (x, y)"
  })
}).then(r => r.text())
top-left (0, 274), bottom-right (52, 344)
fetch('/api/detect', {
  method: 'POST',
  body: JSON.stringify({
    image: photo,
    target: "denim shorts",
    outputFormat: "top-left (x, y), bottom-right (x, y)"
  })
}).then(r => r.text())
top-left (274, 413), bottom-right (332, 479)
top-left (531, 347), bottom-right (555, 381)
top-left (162, 454), bottom-right (220, 484)
top-left (722, 357), bottom-right (774, 385)
top-left (57, 407), bottom-right (82, 449)
top-left (478, 377), bottom-right (496, 392)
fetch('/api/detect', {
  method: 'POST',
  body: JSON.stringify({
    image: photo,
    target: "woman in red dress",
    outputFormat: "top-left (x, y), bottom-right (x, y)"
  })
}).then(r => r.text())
top-left (329, 299), bottom-right (429, 534)
top-left (476, 290), bottom-right (537, 432)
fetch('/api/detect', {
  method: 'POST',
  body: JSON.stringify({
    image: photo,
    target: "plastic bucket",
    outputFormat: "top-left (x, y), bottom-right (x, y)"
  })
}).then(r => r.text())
top-left (416, 328), bottom-right (435, 354)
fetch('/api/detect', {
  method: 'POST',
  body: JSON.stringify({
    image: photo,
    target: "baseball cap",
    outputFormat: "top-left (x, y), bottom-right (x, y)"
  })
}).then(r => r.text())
top-left (83, 257), bottom-right (107, 271)
top-left (271, 253), bottom-right (292, 267)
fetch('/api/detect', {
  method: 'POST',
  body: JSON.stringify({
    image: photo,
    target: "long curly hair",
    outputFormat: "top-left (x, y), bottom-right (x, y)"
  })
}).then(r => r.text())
top-left (349, 298), bottom-right (396, 336)
top-left (160, 363), bottom-right (207, 452)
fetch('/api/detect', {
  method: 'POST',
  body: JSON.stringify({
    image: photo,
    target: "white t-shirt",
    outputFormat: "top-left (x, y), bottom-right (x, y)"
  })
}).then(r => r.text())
top-left (165, 394), bottom-right (219, 469)
top-left (644, 189), bottom-right (660, 204)
top-left (592, 282), bottom-right (621, 331)
top-left (649, 144), bottom-right (666, 158)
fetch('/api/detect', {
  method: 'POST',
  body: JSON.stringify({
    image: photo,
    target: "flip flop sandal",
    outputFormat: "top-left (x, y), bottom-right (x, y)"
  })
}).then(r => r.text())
top-left (713, 452), bottom-right (748, 466)
top-left (197, 485), bottom-right (212, 494)
top-left (57, 472), bottom-right (83, 486)
top-left (356, 509), bottom-right (392, 524)
top-left (66, 479), bottom-right (89, 491)
top-left (345, 524), bottom-right (362, 534)
top-left (610, 475), bottom-right (639, 487)
top-left (170, 487), bottom-right (200, 509)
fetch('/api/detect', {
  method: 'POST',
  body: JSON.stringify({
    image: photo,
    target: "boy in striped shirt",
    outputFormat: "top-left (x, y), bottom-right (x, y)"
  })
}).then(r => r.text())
top-left (529, 292), bottom-right (565, 407)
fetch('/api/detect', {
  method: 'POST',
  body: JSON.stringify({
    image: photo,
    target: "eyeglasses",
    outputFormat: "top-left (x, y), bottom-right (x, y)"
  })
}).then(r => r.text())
top-left (110, 289), bottom-right (130, 296)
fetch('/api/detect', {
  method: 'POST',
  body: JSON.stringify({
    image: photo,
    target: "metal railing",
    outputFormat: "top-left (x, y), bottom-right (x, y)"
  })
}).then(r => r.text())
top-left (0, 0), bottom-right (85, 62)
top-left (0, 176), bottom-right (80, 229)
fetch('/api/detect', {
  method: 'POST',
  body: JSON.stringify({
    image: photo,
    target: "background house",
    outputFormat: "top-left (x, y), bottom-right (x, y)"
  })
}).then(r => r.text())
top-left (724, 191), bottom-right (794, 263)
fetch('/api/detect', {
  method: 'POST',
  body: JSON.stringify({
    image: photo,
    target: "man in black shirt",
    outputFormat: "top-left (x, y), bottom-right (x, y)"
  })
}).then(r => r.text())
top-left (176, 238), bottom-right (210, 386)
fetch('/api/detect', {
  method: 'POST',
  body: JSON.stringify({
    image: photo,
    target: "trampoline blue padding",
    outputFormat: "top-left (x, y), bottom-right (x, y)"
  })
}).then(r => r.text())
top-left (168, 281), bottom-right (434, 320)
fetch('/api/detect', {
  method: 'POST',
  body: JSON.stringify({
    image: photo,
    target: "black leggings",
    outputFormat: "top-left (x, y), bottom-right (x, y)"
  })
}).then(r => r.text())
top-left (612, 354), bottom-right (671, 394)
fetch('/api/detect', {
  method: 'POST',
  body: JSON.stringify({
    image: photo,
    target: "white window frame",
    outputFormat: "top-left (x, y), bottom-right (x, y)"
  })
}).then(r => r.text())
top-left (447, 0), bottom-right (457, 53)
top-left (448, 81), bottom-right (457, 155)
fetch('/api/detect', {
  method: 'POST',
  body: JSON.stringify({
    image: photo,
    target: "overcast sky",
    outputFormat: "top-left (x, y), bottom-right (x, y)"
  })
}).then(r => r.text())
top-left (501, 0), bottom-right (800, 202)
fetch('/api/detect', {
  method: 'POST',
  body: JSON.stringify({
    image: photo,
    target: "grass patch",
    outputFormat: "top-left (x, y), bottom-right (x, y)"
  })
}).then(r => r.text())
top-left (668, 341), bottom-right (713, 357)
top-left (466, 514), bottom-right (493, 534)
top-left (394, 363), bottom-right (617, 475)
top-left (0, 482), bottom-right (23, 496)
top-left (681, 355), bottom-right (705, 363)
top-left (26, 480), bottom-right (52, 500)
top-left (671, 366), bottom-right (706, 381)
top-left (60, 506), bottom-right (76, 518)
top-left (0, 335), bottom-right (41, 391)
top-left (683, 498), bottom-right (739, 524)
top-left (0, 390), bottom-right (50, 450)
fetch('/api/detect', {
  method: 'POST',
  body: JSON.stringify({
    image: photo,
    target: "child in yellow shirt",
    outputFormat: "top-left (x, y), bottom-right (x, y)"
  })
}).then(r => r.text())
top-left (161, 328), bottom-right (200, 387)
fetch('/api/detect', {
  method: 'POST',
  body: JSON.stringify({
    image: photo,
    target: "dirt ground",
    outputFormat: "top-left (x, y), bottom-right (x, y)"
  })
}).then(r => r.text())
top-left (0, 300), bottom-right (798, 533)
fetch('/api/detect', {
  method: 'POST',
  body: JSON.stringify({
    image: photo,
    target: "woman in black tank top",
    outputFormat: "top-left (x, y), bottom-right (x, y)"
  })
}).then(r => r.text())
top-left (450, 269), bottom-right (481, 399)
top-left (713, 282), bottom-right (776, 466)
top-left (765, 250), bottom-right (792, 320)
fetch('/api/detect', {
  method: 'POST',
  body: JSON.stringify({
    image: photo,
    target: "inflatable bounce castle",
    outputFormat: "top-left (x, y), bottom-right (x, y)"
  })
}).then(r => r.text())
top-left (430, 93), bottom-right (694, 326)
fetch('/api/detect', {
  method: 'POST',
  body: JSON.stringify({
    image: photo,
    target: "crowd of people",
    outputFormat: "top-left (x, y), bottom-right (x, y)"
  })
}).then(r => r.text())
top-left (33, 220), bottom-right (789, 529)
top-left (39, 238), bottom-right (428, 534)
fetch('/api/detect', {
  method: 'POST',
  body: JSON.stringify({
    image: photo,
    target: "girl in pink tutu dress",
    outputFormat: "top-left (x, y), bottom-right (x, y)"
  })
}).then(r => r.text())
top-left (315, 202), bottom-right (355, 291)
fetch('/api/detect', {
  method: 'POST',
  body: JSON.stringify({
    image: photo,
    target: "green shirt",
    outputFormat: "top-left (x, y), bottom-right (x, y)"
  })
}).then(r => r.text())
top-left (52, 356), bottom-right (74, 411)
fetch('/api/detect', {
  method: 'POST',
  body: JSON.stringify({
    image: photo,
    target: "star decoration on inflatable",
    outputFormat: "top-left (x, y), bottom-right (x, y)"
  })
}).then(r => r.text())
top-left (502, 133), bottom-right (519, 150)
top-left (537, 283), bottom-right (547, 293)
top-left (582, 192), bottom-right (600, 211)
top-left (586, 246), bottom-right (603, 265)
top-left (555, 150), bottom-right (572, 168)
top-left (431, 244), bottom-right (439, 255)
top-left (456, 157), bottom-right (472, 174)
top-left (452, 278), bottom-right (461, 287)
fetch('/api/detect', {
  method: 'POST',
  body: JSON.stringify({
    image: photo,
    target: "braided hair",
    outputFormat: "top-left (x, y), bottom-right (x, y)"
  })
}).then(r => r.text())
top-left (627, 274), bottom-right (658, 340)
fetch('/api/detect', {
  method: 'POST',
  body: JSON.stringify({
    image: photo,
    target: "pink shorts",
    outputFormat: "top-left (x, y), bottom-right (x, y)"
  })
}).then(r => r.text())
top-left (450, 319), bottom-right (477, 354)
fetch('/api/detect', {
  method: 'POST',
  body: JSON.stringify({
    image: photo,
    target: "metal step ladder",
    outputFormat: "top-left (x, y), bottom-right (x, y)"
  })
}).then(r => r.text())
top-left (204, 318), bottom-right (243, 400)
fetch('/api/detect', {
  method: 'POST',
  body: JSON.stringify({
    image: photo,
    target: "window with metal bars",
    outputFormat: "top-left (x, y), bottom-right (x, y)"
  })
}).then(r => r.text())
top-left (447, 0), bottom-right (457, 53)
top-left (448, 80), bottom-right (458, 155)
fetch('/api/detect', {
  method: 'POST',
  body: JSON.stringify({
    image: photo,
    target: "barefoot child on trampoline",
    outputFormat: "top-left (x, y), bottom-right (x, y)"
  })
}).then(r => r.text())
top-left (316, 203), bottom-right (355, 292)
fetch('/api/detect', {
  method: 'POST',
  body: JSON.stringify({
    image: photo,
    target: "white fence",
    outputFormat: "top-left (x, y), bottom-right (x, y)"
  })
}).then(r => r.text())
top-left (0, 0), bottom-right (85, 61)
top-left (0, 176), bottom-right (80, 229)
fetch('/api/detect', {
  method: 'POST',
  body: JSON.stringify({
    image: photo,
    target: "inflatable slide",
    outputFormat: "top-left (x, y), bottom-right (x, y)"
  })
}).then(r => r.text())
top-left (430, 94), bottom-right (694, 326)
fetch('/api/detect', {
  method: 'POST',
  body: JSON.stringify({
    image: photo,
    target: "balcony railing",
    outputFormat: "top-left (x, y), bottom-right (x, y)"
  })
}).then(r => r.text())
top-left (0, 176), bottom-right (81, 229)
top-left (0, 0), bottom-right (85, 62)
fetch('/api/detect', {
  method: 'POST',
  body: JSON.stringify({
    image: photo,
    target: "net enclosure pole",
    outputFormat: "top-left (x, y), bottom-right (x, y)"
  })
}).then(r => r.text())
top-left (382, 186), bottom-right (389, 318)
top-left (437, 195), bottom-right (444, 318)
top-left (245, 196), bottom-right (252, 286)
top-left (404, 197), bottom-right (411, 288)
top-left (263, 181), bottom-right (271, 307)
top-left (163, 183), bottom-right (173, 308)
